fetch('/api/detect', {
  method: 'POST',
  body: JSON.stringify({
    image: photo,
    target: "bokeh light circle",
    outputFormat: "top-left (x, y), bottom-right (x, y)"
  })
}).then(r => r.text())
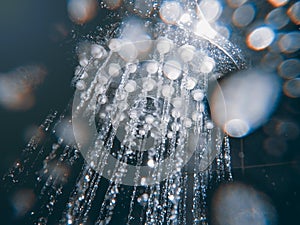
top-left (225, 119), bottom-right (250, 138)
top-left (267, 0), bottom-right (289, 7)
top-left (278, 31), bottom-right (300, 53)
top-left (232, 4), bottom-right (256, 27)
top-left (227, 0), bottom-right (248, 8)
top-left (265, 7), bottom-right (289, 29)
top-left (288, 1), bottom-right (300, 25)
top-left (199, 0), bottom-right (223, 22)
top-left (283, 78), bottom-right (300, 98)
top-left (247, 26), bottom-right (275, 51)
top-left (278, 58), bottom-right (300, 79)
top-left (159, 1), bottom-right (183, 24)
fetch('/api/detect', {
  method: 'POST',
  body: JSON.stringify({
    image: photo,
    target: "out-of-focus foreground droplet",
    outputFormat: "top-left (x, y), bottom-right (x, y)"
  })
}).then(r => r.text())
top-left (11, 189), bottom-right (36, 217)
top-left (68, 0), bottom-right (98, 24)
top-left (212, 182), bottom-right (278, 225)
top-left (211, 69), bottom-right (281, 138)
top-left (0, 65), bottom-right (47, 111)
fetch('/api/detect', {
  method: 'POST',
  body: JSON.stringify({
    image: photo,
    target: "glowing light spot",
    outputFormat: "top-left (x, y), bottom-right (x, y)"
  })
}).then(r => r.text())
top-left (178, 44), bottom-right (195, 62)
top-left (183, 118), bottom-right (192, 128)
top-left (127, 63), bottom-right (137, 73)
top-left (159, 1), bottom-right (183, 24)
top-left (67, 0), bottom-right (98, 24)
top-left (163, 60), bottom-right (182, 80)
top-left (145, 115), bottom-right (155, 124)
top-left (265, 7), bottom-right (289, 29)
top-left (225, 119), bottom-right (250, 138)
top-left (278, 31), bottom-right (300, 53)
top-left (278, 58), bottom-right (300, 79)
top-left (108, 38), bottom-right (122, 52)
top-left (137, 193), bottom-right (149, 206)
top-left (232, 4), bottom-right (256, 27)
top-left (108, 63), bottom-right (121, 77)
top-left (185, 77), bottom-right (197, 90)
top-left (247, 26), bottom-right (275, 51)
top-left (91, 44), bottom-right (106, 59)
top-left (199, 0), bottom-right (223, 22)
top-left (161, 85), bottom-right (174, 98)
top-left (200, 56), bottom-right (215, 73)
top-left (180, 13), bottom-right (192, 24)
top-left (172, 97), bottom-right (184, 108)
top-left (146, 61), bottom-right (159, 74)
top-left (142, 78), bottom-right (156, 91)
top-left (227, 0), bottom-right (248, 8)
top-left (79, 56), bottom-right (88, 67)
top-left (267, 0), bottom-right (289, 7)
top-left (117, 40), bottom-right (138, 62)
top-left (156, 37), bottom-right (174, 54)
top-left (283, 78), bottom-right (300, 98)
top-left (194, 20), bottom-right (218, 39)
top-left (124, 80), bottom-right (137, 93)
top-left (192, 89), bottom-right (204, 101)
top-left (147, 159), bottom-right (155, 168)
top-left (288, 2), bottom-right (300, 25)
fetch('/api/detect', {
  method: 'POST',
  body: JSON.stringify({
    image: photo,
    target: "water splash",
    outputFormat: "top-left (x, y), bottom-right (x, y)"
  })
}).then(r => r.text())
top-left (2, 1), bottom-right (245, 224)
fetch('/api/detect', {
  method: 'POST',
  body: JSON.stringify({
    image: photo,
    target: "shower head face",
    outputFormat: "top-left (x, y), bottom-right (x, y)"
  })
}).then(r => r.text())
top-left (71, 1), bottom-right (245, 185)
top-left (72, 44), bottom-right (223, 185)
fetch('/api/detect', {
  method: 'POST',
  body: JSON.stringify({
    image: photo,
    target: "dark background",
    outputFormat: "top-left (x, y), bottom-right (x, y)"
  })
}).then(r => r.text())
top-left (0, 0), bottom-right (74, 172)
top-left (0, 0), bottom-right (299, 224)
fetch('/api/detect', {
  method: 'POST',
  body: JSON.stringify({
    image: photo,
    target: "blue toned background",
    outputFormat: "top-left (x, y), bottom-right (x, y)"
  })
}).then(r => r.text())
top-left (0, 0), bottom-right (299, 224)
